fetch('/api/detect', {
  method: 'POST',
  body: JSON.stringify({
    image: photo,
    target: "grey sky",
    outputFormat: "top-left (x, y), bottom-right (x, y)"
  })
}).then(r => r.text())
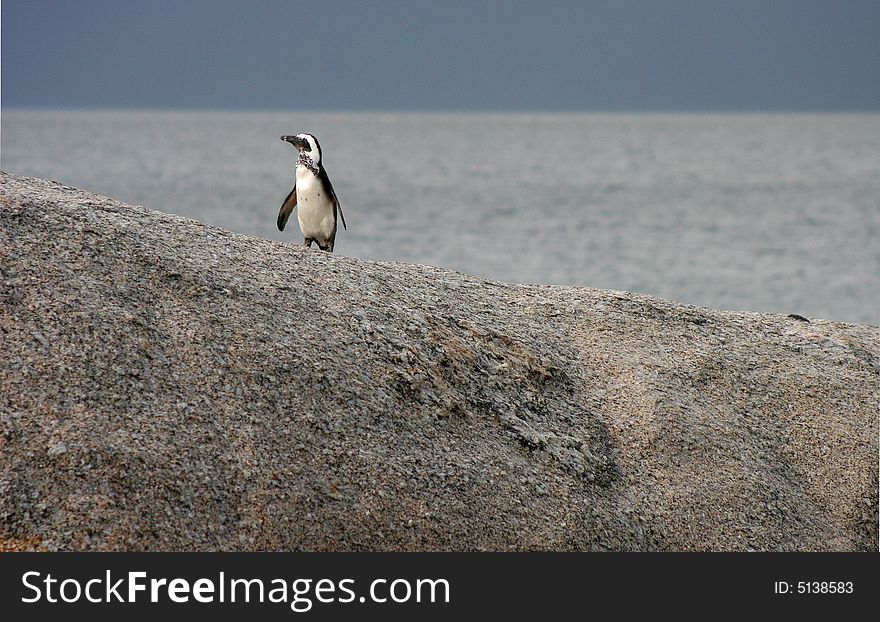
top-left (3, 0), bottom-right (879, 110)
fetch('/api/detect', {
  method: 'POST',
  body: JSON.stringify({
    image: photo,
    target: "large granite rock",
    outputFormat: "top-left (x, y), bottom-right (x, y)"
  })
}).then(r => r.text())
top-left (1, 171), bottom-right (877, 551)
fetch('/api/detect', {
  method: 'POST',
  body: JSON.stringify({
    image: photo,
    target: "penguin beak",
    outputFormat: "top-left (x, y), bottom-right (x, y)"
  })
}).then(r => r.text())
top-left (281, 135), bottom-right (300, 147)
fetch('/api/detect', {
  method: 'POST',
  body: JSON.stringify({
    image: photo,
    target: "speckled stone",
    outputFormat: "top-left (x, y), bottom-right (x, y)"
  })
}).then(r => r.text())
top-left (1, 171), bottom-right (877, 551)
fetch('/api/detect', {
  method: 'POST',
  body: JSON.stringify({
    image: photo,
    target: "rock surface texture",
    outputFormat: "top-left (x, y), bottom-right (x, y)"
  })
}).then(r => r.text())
top-left (1, 171), bottom-right (877, 551)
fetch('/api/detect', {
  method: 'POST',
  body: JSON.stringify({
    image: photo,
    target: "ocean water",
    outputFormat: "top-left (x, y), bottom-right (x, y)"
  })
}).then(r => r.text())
top-left (2, 110), bottom-right (878, 325)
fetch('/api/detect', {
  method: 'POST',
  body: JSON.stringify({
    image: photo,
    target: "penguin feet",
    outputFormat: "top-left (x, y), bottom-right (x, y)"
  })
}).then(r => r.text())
top-left (303, 237), bottom-right (333, 252)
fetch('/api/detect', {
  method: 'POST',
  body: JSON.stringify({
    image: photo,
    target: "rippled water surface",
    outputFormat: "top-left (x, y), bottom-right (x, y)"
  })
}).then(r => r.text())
top-left (3, 110), bottom-right (878, 324)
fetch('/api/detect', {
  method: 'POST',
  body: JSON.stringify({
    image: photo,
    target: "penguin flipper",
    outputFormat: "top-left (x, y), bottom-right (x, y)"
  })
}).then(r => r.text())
top-left (335, 201), bottom-right (347, 231)
top-left (320, 167), bottom-right (346, 231)
top-left (329, 183), bottom-right (346, 230)
top-left (277, 186), bottom-right (297, 231)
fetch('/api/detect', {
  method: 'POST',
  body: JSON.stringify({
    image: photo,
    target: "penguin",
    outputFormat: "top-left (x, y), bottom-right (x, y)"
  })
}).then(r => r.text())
top-left (277, 133), bottom-right (347, 252)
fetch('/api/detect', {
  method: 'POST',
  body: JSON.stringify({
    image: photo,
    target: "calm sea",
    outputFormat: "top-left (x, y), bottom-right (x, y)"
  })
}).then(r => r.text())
top-left (2, 110), bottom-right (878, 324)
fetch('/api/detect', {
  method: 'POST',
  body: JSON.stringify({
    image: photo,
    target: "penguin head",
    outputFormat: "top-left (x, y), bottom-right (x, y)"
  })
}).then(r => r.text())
top-left (281, 133), bottom-right (321, 166)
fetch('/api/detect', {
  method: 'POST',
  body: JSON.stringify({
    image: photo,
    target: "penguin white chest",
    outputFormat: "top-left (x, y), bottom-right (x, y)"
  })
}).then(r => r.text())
top-left (295, 167), bottom-right (335, 241)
